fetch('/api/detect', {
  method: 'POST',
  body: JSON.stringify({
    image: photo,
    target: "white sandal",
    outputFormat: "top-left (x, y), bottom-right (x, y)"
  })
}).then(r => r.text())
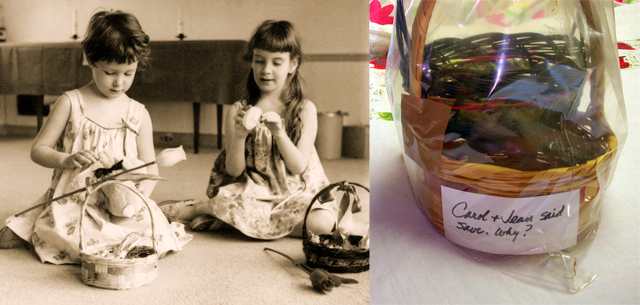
top-left (158, 199), bottom-right (195, 224)
top-left (190, 215), bottom-right (224, 231)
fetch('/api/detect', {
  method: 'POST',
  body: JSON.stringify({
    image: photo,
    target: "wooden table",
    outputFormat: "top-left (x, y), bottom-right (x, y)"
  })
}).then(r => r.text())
top-left (0, 40), bottom-right (249, 153)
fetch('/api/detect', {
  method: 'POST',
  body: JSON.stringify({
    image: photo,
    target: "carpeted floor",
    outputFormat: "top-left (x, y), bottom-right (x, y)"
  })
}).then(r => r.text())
top-left (0, 137), bottom-right (369, 305)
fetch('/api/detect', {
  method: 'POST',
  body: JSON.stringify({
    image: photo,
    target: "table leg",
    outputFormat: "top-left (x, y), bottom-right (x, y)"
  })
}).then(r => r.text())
top-left (36, 95), bottom-right (44, 132)
top-left (217, 104), bottom-right (223, 149)
top-left (193, 102), bottom-right (200, 154)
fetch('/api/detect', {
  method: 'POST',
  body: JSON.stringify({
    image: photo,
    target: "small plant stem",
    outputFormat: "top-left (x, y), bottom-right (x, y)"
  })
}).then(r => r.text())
top-left (264, 247), bottom-right (313, 274)
top-left (264, 247), bottom-right (359, 285)
top-left (15, 161), bottom-right (156, 217)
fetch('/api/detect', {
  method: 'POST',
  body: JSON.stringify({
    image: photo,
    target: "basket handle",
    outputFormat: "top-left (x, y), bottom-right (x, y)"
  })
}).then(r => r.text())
top-left (301, 181), bottom-right (369, 240)
top-left (409, 0), bottom-right (437, 98)
top-left (78, 180), bottom-right (157, 253)
top-left (409, 0), bottom-right (605, 103)
top-left (395, 0), bottom-right (412, 65)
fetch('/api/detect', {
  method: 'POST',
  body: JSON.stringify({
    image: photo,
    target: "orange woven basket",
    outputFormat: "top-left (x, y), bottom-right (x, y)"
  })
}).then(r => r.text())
top-left (404, 0), bottom-right (618, 247)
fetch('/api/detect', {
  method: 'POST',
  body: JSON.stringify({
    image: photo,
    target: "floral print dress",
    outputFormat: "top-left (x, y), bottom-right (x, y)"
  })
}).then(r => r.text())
top-left (4, 89), bottom-right (192, 264)
top-left (204, 101), bottom-right (335, 240)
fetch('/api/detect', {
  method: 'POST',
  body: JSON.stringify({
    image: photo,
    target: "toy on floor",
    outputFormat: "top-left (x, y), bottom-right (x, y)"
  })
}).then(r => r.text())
top-left (263, 247), bottom-right (358, 293)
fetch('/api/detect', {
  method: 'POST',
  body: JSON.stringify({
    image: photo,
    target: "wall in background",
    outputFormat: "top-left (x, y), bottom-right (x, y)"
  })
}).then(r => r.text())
top-left (0, 0), bottom-right (368, 139)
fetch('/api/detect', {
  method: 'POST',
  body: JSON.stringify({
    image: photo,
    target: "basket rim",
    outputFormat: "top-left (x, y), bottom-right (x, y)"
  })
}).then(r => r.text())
top-left (80, 244), bottom-right (158, 258)
top-left (80, 248), bottom-right (159, 264)
top-left (302, 237), bottom-right (370, 256)
top-left (437, 133), bottom-right (618, 174)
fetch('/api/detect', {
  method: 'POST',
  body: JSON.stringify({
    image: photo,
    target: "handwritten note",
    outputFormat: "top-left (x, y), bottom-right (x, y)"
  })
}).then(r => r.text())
top-left (442, 186), bottom-right (580, 255)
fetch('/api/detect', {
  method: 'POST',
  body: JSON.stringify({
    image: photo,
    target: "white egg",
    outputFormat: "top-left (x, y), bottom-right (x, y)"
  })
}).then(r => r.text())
top-left (306, 208), bottom-right (336, 235)
top-left (243, 107), bottom-right (263, 130)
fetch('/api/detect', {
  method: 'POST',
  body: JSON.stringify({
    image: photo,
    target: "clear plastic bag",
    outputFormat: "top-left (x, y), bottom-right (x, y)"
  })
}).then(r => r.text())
top-left (385, 0), bottom-right (627, 291)
top-left (369, 0), bottom-right (396, 60)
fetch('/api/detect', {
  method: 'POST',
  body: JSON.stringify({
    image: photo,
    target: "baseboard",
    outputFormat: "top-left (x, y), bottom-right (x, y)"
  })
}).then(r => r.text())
top-left (0, 125), bottom-right (38, 138)
top-left (0, 126), bottom-right (221, 150)
top-left (0, 126), bottom-right (369, 159)
top-left (153, 132), bottom-right (221, 149)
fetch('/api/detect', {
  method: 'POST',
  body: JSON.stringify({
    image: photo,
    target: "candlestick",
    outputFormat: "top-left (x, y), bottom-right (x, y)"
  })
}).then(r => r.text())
top-left (71, 10), bottom-right (78, 40)
top-left (177, 7), bottom-right (184, 35)
top-left (176, 7), bottom-right (186, 40)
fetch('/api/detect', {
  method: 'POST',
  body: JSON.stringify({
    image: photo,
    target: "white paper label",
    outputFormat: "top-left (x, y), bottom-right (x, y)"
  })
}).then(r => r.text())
top-left (442, 186), bottom-right (580, 255)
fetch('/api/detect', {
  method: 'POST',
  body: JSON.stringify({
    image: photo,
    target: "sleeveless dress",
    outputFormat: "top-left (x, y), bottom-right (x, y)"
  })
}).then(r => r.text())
top-left (204, 101), bottom-right (336, 240)
top-left (4, 89), bottom-right (192, 264)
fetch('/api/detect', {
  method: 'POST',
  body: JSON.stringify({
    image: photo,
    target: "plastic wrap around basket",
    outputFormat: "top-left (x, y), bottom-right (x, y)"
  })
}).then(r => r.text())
top-left (78, 180), bottom-right (159, 290)
top-left (405, 0), bottom-right (618, 248)
top-left (301, 181), bottom-right (370, 273)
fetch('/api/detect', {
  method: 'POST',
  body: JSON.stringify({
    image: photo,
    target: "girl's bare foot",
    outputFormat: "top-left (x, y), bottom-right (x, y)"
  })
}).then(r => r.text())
top-left (158, 199), bottom-right (197, 224)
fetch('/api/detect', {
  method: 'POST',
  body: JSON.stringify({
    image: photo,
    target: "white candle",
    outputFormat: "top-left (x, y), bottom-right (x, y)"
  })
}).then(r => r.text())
top-left (72, 10), bottom-right (77, 36)
top-left (177, 8), bottom-right (184, 35)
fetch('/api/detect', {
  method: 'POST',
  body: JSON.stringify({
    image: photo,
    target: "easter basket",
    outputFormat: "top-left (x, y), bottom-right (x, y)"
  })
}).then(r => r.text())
top-left (79, 180), bottom-right (158, 290)
top-left (302, 181), bottom-right (370, 273)
top-left (386, 0), bottom-right (626, 256)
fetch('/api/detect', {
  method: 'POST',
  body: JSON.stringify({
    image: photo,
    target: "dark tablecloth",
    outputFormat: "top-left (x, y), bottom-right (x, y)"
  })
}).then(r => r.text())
top-left (0, 40), bottom-right (249, 104)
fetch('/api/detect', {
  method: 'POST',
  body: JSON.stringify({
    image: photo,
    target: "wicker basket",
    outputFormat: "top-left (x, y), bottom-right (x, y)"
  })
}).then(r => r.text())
top-left (302, 181), bottom-right (369, 273)
top-left (78, 180), bottom-right (158, 290)
top-left (405, 0), bottom-right (618, 246)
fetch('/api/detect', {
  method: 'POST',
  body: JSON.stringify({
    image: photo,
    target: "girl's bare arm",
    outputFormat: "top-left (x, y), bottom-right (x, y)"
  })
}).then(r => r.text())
top-left (225, 102), bottom-right (249, 177)
top-left (135, 108), bottom-right (158, 197)
top-left (31, 94), bottom-right (98, 169)
top-left (272, 100), bottom-right (317, 175)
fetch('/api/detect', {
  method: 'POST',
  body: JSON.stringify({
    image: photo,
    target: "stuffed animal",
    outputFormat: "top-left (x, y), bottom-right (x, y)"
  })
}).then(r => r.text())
top-left (97, 151), bottom-right (147, 218)
top-left (64, 151), bottom-right (146, 218)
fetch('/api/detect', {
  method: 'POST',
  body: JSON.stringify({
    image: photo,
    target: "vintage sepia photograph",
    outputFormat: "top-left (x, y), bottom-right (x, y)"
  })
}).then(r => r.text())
top-left (0, 1), bottom-right (369, 304)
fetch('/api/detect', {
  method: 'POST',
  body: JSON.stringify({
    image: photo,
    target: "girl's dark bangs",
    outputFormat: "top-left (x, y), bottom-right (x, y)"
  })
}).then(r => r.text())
top-left (255, 34), bottom-right (292, 53)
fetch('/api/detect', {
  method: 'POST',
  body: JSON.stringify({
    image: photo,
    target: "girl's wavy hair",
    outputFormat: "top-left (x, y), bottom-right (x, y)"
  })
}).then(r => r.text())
top-left (82, 10), bottom-right (150, 70)
top-left (242, 20), bottom-right (305, 144)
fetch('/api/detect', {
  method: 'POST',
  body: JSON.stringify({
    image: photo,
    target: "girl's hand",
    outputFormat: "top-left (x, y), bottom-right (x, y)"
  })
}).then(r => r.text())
top-left (64, 150), bottom-right (99, 170)
top-left (224, 102), bottom-right (251, 177)
top-left (261, 111), bottom-right (285, 136)
top-left (232, 105), bottom-right (250, 139)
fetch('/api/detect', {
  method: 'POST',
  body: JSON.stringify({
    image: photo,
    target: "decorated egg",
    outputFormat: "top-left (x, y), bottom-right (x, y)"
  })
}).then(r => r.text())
top-left (243, 107), bottom-right (263, 130)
